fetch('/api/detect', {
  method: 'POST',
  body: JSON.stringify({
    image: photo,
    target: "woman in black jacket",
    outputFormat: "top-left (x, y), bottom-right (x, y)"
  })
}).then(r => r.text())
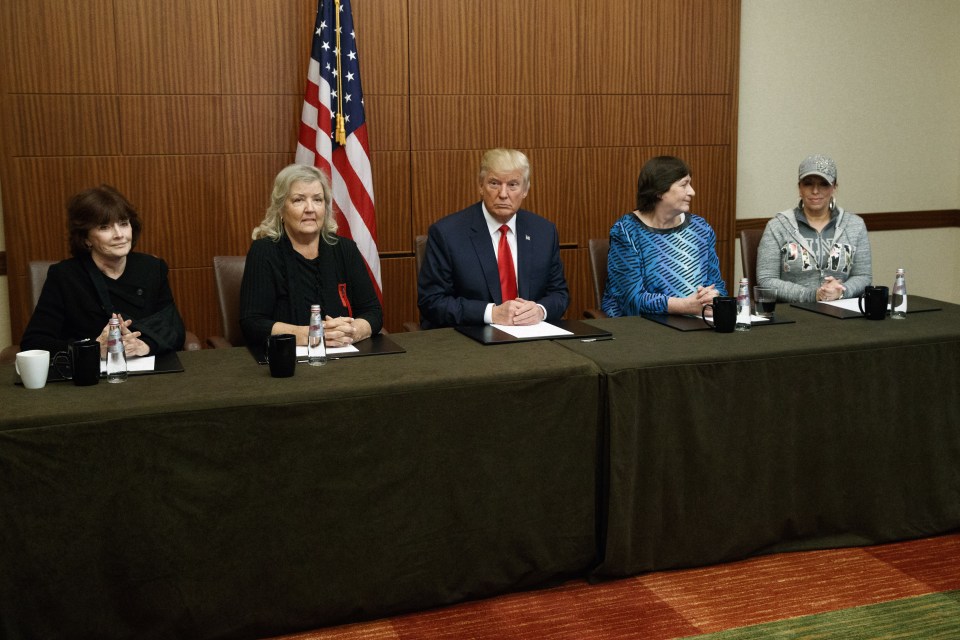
top-left (239, 164), bottom-right (382, 347)
top-left (21, 185), bottom-right (186, 357)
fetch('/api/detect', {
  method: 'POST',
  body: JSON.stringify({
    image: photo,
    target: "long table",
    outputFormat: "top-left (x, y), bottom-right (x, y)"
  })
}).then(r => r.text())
top-left (3, 302), bottom-right (959, 638)
top-left (0, 330), bottom-right (602, 639)
top-left (560, 299), bottom-right (960, 577)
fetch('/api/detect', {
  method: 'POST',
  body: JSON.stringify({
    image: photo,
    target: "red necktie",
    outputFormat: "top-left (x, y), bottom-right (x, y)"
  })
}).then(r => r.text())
top-left (498, 224), bottom-right (518, 302)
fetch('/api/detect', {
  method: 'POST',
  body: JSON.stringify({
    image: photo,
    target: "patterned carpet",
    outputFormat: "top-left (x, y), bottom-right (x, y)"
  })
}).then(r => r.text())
top-left (271, 533), bottom-right (960, 639)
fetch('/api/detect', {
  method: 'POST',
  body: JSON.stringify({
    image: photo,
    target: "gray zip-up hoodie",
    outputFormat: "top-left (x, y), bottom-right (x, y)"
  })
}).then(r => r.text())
top-left (756, 205), bottom-right (872, 303)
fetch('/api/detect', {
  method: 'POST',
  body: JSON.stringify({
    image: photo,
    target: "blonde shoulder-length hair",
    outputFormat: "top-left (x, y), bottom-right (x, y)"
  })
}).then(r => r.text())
top-left (251, 164), bottom-right (338, 244)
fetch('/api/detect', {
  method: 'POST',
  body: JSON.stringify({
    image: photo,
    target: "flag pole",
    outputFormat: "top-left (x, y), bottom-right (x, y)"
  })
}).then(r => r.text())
top-left (333, 0), bottom-right (346, 145)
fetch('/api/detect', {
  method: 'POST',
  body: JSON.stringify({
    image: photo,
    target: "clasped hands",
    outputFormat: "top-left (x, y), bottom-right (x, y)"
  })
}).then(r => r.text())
top-left (97, 313), bottom-right (150, 358)
top-left (492, 298), bottom-right (543, 326)
top-left (322, 315), bottom-right (369, 347)
top-left (816, 276), bottom-right (845, 301)
top-left (684, 285), bottom-right (722, 316)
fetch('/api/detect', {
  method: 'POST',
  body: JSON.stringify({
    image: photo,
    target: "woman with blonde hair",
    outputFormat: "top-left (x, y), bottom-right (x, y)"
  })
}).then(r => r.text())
top-left (239, 164), bottom-right (382, 347)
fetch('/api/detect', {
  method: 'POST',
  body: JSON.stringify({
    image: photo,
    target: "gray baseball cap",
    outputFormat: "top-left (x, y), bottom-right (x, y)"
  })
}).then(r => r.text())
top-left (798, 154), bottom-right (837, 184)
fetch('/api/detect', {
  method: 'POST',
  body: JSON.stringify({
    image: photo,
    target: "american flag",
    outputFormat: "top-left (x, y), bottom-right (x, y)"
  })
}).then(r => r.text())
top-left (296, 0), bottom-right (381, 297)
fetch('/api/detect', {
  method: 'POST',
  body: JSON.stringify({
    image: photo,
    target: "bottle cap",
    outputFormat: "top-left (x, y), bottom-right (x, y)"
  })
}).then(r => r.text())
top-left (310, 304), bottom-right (321, 313)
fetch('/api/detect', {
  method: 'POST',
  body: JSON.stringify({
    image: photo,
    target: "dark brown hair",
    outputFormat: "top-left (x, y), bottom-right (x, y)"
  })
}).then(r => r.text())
top-left (67, 185), bottom-right (142, 257)
top-left (635, 156), bottom-right (691, 213)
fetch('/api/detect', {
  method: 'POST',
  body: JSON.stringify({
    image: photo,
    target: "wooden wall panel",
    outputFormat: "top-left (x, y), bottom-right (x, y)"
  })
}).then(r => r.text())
top-left (585, 96), bottom-right (734, 147)
top-left (115, 0), bottom-right (221, 94)
top-left (5, 0), bottom-right (117, 93)
top-left (10, 96), bottom-right (121, 157)
top-left (219, 1), bottom-right (314, 95)
top-left (354, 0), bottom-right (410, 96)
top-left (411, 96), bottom-right (584, 150)
top-left (371, 151), bottom-right (411, 254)
top-left (365, 96), bottom-right (409, 152)
top-left (496, 0), bottom-right (579, 95)
top-left (581, 0), bottom-right (739, 94)
top-left (409, 0), bottom-right (496, 95)
top-left (222, 96), bottom-right (302, 154)
top-left (120, 97), bottom-right (225, 155)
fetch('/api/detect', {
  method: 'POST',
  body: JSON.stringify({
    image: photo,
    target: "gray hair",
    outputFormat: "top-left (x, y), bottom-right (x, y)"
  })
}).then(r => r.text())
top-left (251, 164), bottom-right (338, 243)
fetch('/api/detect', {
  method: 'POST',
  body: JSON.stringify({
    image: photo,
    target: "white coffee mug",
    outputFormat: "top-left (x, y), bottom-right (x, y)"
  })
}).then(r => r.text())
top-left (15, 349), bottom-right (50, 389)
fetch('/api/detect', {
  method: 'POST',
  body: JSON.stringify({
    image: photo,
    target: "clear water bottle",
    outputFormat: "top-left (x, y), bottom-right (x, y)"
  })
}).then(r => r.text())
top-left (891, 268), bottom-right (907, 319)
top-left (735, 278), bottom-right (752, 331)
top-left (307, 304), bottom-right (327, 366)
top-left (106, 317), bottom-right (127, 383)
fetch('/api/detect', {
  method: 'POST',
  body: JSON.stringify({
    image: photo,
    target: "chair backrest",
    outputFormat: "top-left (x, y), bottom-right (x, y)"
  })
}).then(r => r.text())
top-left (212, 256), bottom-right (247, 346)
top-left (28, 260), bottom-right (56, 310)
top-left (414, 235), bottom-right (427, 275)
top-left (739, 228), bottom-right (764, 289)
top-left (587, 238), bottom-right (609, 309)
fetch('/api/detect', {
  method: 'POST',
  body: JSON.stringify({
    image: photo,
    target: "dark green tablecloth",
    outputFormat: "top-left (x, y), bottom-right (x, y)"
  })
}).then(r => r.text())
top-left (1, 330), bottom-right (602, 639)
top-left (561, 301), bottom-right (960, 577)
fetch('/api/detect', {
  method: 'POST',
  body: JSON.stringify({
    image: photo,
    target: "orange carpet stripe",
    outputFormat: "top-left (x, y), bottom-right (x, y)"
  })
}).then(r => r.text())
top-left (269, 533), bottom-right (960, 640)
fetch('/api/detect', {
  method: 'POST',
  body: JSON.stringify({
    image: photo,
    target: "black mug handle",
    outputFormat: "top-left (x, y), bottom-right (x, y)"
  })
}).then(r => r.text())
top-left (701, 304), bottom-right (714, 328)
top-left (858, 293), bottom-right (866, 315)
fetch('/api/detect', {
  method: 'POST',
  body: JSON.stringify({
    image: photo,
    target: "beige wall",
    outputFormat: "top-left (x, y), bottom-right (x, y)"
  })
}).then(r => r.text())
top-left (735, 0), bottom-right (960, 303)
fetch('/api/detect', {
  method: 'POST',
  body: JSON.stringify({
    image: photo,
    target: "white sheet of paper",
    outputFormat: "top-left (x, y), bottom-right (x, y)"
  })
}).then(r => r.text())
top-left (99, 355), bottom-right (155, 373)
top-left (821, 297), bottom-right (890, 312)
top-left (491, 321), bottom-right (573, 339)
top-left (295, 344), bottom-right (359, 357)
top-left (821, 298), bottom-right (863, 312)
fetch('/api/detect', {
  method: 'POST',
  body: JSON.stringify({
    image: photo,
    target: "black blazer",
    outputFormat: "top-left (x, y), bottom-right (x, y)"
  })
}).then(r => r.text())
top-left (417, 203), bottom-right (569, 328)
top-left (239, 234), bottom-right (383, 346)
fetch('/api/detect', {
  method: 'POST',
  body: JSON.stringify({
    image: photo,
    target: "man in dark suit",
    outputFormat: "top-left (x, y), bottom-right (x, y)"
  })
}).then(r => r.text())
top-left (418, 148), bottom-right (569, 329)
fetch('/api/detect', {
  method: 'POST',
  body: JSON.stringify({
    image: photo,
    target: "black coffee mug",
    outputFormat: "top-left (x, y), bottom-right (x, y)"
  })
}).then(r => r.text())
top-left (53, 339), bottom-right (101, 386)
top-left (702, 296), bottom-right (737, 333)
top-left (265, 333), bottom-right (297, 378)
top-left (858, 285), bottom-right (889, 321)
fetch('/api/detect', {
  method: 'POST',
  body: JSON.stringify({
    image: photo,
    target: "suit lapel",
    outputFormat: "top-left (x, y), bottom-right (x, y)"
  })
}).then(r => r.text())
top-left (468, 206), bottom-right (503, 303)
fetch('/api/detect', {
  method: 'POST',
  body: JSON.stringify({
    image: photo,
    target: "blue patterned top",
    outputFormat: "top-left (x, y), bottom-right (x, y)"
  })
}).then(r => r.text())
top-left (601, 212), bottom-right (726, 316)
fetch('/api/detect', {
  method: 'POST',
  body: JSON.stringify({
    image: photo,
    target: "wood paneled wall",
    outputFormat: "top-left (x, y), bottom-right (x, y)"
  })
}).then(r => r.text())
top-left (0, 0), bottom-right (740, 341)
